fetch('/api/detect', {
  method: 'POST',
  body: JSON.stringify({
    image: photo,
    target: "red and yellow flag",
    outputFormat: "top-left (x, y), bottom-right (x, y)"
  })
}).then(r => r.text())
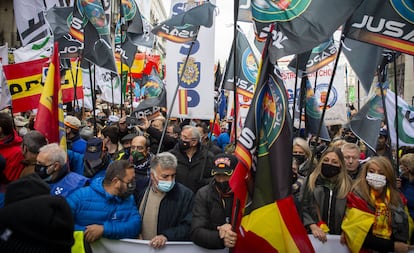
top-left (3, 58), bottom-right (83, 113)
top-left (229, 41), bottom-right (314, 253)
top-left (34, 42), bottom-right (66, 150)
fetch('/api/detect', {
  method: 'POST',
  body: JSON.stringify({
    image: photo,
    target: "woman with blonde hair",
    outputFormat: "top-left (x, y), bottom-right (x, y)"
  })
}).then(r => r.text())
top-left (341, 156), bottom-right (410, 253)
top-left (292, 137), bottom-right (315, 176)
top-left (301, 147), bottom-right (352, 243)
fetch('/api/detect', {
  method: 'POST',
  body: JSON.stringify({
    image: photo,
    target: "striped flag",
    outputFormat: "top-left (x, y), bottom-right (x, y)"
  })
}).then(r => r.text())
top-left (230, 40), bottom-right (314, 253)
top-left (34, 42), bottom-right (66, 150)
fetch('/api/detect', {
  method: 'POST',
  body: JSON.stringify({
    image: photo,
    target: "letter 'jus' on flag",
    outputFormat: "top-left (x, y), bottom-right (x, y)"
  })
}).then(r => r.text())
top-left (250, 0), bottom-right (362, 63)
top-left (385, 89), bottom-right (414, 147)
top-left (344, 0), bottom-right (414, 56)
top-left (151, 1), bottom-right (216, 43)
top-left (229, 40), bottom-right (314, 252)
top-left (34, 42), bottom-right (67, 151)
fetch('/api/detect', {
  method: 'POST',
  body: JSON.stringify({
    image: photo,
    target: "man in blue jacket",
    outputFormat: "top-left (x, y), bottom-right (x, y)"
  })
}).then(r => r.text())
top-left (66, 160), bottom-right (141, 243)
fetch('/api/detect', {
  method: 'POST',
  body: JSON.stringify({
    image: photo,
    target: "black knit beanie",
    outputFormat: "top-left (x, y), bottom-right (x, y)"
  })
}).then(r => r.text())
top-left (4, 173), bottom-right (50, 206)
top-left (0, 195), bottom-right (74, 253)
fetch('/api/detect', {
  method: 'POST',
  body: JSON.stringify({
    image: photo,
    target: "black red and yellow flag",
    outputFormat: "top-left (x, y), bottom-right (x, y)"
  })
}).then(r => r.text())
top-left (230, 39), bottom-right (314, 253)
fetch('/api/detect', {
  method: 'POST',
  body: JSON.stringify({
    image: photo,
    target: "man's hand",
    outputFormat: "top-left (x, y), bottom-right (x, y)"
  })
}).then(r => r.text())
top-left (149, 234), bottom-right (168, 249)
top-left (84, 224), bottom-right (104, 243)
top-left (217, 224), bottom-right (237, 248)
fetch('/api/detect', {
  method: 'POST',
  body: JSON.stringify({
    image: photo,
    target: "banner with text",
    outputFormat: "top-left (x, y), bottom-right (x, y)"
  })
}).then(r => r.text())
top-left (165, 0), bottom-right (216, 120)
top-left (282, 64), bottom-right (347, 126)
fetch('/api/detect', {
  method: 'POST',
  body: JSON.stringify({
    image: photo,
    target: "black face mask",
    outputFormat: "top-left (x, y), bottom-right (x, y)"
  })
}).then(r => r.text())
top-left (34, 164), bottom-right (52, 180)
top-left (344, 135), bottom-right (358, 144)
top-left (293, 154), bottom-right (306, 165)
top-left (178, 139), bottom-right (191, 151)
top-left (215, 181), bottom-right (231, 193)
top-left (321, 163), bottom-right (341, 178)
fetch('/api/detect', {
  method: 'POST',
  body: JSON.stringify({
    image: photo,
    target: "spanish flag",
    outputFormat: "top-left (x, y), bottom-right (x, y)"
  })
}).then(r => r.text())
top-left (341, 192), bottom-right (375, 253)
top-left (34, 42), bottom-right (66, 151)
top-left (229, 38), bottom-right (314, 253)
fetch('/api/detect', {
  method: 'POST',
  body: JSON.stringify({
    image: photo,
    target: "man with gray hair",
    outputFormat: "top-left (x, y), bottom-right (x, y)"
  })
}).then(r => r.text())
top-left (35, 143), bottom-right (89, 197)
top-left (169, 125), bottom-right (215, 192)
top-left (341, 142), bottom-right (361, 180)
top-left (135, 152), bottom-right (193, 249)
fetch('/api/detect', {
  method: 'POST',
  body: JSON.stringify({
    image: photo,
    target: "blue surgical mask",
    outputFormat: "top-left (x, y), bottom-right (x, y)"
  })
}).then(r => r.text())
top-left (158, 180), bottom-right (175, 193)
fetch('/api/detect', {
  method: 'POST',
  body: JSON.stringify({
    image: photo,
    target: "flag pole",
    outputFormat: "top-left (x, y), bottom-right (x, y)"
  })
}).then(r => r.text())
top-left (89, 63), bottom-right (98, 136)
top-left (393, 52), bottom-right (400, 168)
top-left (311, 38), bottom-right (343, 166)
top-left (156, 28), bottom-right (200, 154)
top-left (377, 52), bottom-right (391, 157)
top-left (291, 55), bottom-right (300, 135)
top-left (232, 0), bottom-right (240, 146)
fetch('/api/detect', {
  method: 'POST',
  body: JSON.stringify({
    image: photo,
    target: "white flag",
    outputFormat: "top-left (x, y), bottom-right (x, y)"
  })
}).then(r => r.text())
top-left (14, 36), bottom-right (53, 63)
top-left (385, 89), bottom-right (414, 146)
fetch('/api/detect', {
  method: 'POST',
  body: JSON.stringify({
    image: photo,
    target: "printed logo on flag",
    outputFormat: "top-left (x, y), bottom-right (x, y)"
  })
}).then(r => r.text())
top-left (258, 75), bottom-right (287, 155)
top-left (315, 83), bottom-right (338, 110)
top-left (396, 105), bottom-right (414, 143)
top-left (390, 0), bottom-right (414, 23)
top-left (251, 0), bottom-right (311, 22)
top-left (242, 48), bottom-right (258, 85)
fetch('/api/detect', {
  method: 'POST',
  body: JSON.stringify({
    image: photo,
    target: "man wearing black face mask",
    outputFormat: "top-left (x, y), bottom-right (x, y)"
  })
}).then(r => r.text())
top-left (191, 153), bottom-right (238, 249)
top-left (83, 138), bottom-right (111, 180)
top-left (35, 143), bottom-right (89, 198)
top-left (169, 125), bottom-right (215, 193)
top-left (130, 135), bottom-right (153, 193)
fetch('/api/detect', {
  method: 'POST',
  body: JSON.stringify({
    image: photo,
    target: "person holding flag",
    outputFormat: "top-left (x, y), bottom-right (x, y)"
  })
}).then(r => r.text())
top-left (341, 156), bottom-right (410, 253)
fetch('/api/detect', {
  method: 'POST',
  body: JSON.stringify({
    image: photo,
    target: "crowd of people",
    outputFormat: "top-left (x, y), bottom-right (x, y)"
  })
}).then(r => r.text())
top-left (1, 108), bottom-right (414, 252)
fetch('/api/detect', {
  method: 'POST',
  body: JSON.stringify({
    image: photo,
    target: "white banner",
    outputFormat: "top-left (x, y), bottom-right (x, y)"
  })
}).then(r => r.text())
top-left (95, 67), bottom-right (122, 105)
top-left (92, 235), bottom-right (413, 253)
top-left (385, 89), bottom-right (414, 146)
top-left (282, 63), bottom-right (348, 126)
top-left (165, 0), bottom-right (216, 120)
top-left (13, 0), bottom-right (51, 46)
top-left (0, 43), bottom-right (8, 65)
top-left (13, 36), bottom-right (53, 63)
top-left (0, 63), bottom-right (12, 111)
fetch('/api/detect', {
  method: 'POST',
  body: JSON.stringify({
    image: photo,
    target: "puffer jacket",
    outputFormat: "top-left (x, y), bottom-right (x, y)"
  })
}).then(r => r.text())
top-left (0, 130), bottom-right (25, 184)
top-left (66, 177), bottom-right (141, 239)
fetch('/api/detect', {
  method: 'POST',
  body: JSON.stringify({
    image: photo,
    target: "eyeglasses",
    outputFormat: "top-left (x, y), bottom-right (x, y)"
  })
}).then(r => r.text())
top-left (118, 178), bottom-right (135, 187)
top-left (131, 145), bottom-right (145, 151)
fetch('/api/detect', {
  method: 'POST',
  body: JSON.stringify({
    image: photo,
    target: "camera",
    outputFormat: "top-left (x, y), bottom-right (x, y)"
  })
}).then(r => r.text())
top-left (125, 116), bottom-right (144, 126)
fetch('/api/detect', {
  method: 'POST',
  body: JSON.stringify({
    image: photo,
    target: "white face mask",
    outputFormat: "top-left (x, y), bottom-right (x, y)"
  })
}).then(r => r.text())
top-left (366, 172), bottom-right (387, 190)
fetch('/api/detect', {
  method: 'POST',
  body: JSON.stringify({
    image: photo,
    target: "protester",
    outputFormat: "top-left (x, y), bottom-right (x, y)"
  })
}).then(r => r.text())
top-left (135, 152), bottom-right (193, 249)
top-left (215, 121), bottom-right (230, 151)
top-left (65, 115), bottom-right (87, 154)
top-left (341, 156), bottom-right (410, 253)
top-left (292, 137), bottom-right (315, 176)
top-left (137, 116), bottom-right (177, 153)
top-left (101, 125), bottom-right (123, 160)
top-left (169, 125), bottom-right (215, 193)
top-left (399, 153), bottom-right (414, 223)
top-left (301, 147), bottom-right (352, 243)
top-left (66, 160), bottom-right (141, 243)
top-left (19, 130), bottom-right (48, 177)
top-left (0, 112), bottom-right (25, 185)
top-left (35, 143), bottom-right (89, 197)
top-left (13, 115), bottom-right (29, 137)
top-left (130, 135), bottom-right (153, 192)
top-left (83, 137), bottom-right (112, 180)
top-left (191, 153), bottom-right (238, 249)
top-left (196, 122), bottom-right (222, 155)
top-left (118, 133), bottom-right (138, 160)
top-left (0, 173), bottom-right (74, 252)
top-left (341, 142), bottom-right (362, 180)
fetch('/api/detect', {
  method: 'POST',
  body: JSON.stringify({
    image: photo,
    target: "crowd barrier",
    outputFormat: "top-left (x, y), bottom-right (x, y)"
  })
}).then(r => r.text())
top-left (91, 235), bottom-right (414, 253)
